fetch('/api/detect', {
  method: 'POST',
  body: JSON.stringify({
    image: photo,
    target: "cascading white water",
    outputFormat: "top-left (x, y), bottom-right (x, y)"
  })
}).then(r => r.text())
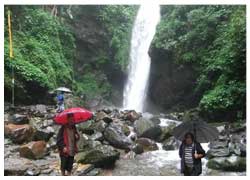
top-left (123, 3), bottom-right (160, 112)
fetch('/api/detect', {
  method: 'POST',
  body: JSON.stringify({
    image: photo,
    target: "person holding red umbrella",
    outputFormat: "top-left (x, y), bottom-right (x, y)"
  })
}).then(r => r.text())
top-left (56, 113), bottom-right (80, 176)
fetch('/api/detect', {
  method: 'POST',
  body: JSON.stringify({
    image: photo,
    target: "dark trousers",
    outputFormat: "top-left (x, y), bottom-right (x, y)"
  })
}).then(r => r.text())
top-left (60, 155), bottom-right (74, 172)
top-left (184, 165), bottom-right (194, 176)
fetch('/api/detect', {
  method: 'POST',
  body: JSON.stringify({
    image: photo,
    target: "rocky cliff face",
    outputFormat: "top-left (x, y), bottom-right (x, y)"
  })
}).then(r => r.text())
top-left (69, 6), bottom-right (129, 107)
top-left (147, 47), bottom-right (199, 112)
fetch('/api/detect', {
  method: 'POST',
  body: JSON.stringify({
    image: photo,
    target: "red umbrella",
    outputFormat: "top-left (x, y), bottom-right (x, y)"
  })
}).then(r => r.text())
top-left (54, 107), bottom-right (93, 125)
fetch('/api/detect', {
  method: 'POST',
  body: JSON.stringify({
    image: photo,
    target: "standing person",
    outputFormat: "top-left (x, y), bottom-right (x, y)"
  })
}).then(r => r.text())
top-left (57, 91), bottom-right (65, 112)
top-left (179, 132), bottom-right (206, 176)
top-left (56, 113), bottom-right (80, 176)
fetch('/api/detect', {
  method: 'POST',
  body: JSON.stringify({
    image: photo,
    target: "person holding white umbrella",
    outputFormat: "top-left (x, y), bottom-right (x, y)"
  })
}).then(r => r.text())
top-left (55, 87), bottom-right (72, 112)
top-left (56, 91), bottom-right (65, 112)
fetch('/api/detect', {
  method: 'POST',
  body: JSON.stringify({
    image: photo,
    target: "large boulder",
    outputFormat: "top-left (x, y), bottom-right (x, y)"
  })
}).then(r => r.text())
top-left (229, 142), bottom-right (246, 157)
top-left (135, 138), bottom-right (158, 152)
top-left (4, 157), bottom-right (33, 175)
top-left (207, 156), bottom-right (246, 172)
top-left (4, 123), bottom-right (34, 144)
top-left (33, 126), bottom-right (55, 142)
top-left (131, 144), bottom-right (144, 154)
top-left (90, 120), bottom-right (108, 133)
top-left (9, 114), bottom-right (29, 125)
top-left (209, 140), bottom-right (228, 149)
top-left (103, 123), bottom-right (132, 150)
top-left (122, 110), bottom-right (141, 122)
top-left (95, 111), bottom-right (113, 123)
top-left (149, 116), bottom-right (161, 125)
top-left (19, 141), bottom-right (47, 159)
top-left (75, 144), bottom-right (120, 168)
top-left (207, 148), bottom-right (230, 158)
top-left (74, 164), bottom-right (96, 176)
top-left (77, 121), bottom-right (95, 135)
top-left (90, 132), bottom-right (104, 141)
top-left (158, 123), bottom-right (177, 142)
top-left (162, 136), bottom-right (181, 151)
top-left (30, 104), bottom-right (47, 117)
top-left (134, 118), bottom-right (162, 140)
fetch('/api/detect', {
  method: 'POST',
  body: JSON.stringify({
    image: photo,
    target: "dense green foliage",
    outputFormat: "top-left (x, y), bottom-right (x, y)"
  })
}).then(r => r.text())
top-left (153, 5), bottom-right (246, 121)
top-left (4, 6), bottom-right (75, 103)
top-left (4, 5), bottom-right (138, 104)
top-left (66, 5), bottom-right (137, 100)
top-left (98, 5), bottom-right (138, 70)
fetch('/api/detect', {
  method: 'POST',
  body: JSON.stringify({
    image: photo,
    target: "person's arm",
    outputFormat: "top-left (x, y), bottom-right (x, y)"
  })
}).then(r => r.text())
top-left (56, 126), bottom-right (65, 151)
top-left (194, 143), bottom-right (206, 159)
top-left (74, 126), bottom-right (80, 141)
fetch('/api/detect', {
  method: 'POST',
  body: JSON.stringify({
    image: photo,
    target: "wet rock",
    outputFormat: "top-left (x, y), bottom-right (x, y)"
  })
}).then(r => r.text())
top-left (30, 104), bottom-right (47, 116)
top-left (102, 108), bottom-right (112, 114)
top-left (132, 144), bottom-right (144, 154)
top-left (85, 168), bottom-right (100, 176)
top-left (75, 164), bottom-right (95, 176)
top-left (25, 167), bottom-right (41, 176)
top-left (9, 114), bottom-right (29, 124)
top-left (134, 118), bottom-right (162, 140)
top-left (77, 121), bottom-right (95, 135)
top-left (19, 141), bottom-right (47, 159)
top-left (158, 123), bottom-right (176, 142)
top-left (4, 123), bottom-right (34, 144)
top-left (90, 132), bottom-right (104, 141)
top-left (123, 110), bottom-right (141, 122)
top-left (209, 140), bottom-right (228, 149)
top-left (230, 123), bottom-right (246, 134)
top-left (164, 113), bottom-right (180, 120)
top-left (162, 136), bottom-right (181, 151)
top-left (90, 120), bottom-right (108, 133)
top-left (75, 144), bottom-right (120, 168)
top-left (33, 127), bottom-right (55, 142)
top-left (109, 109), bottom-right (121, 119)
top-left (122, 124), bottom-right (131, 136)
top-left (4, 157), bottom-right (31, 175)
top-left (207, 156), bottom-right (246, 172)
top-left (104, 123), bottom-right (132, 150)
top-left (229, 142), bottom-right (246, 157)
top-left (135, 138), bottom-right (158, 152)
top-left (218, 135), bottom-right (230, 141)
top-left (217, 125), bottom-right (225, 134)
top-left (95, 111), bottom-right (112, 123)
top-left (149, 116), bottom-right (161, 125)
top-left (207, 148), bottom-right (230, 158)
top-left (77, 134), bottom-right (92, 151)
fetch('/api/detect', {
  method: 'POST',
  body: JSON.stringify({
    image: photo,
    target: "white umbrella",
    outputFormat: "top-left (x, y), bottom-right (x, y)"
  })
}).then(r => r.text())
top-left (55, 87), bottom-right (72, 93)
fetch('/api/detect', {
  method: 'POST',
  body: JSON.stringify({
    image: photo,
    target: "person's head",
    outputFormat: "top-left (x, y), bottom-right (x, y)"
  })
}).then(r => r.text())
top-left (184, 132), bottom-right (194, 145)
top-left (60, 91), bottom-right (64, 95)
top-left (67, 113), bottom-right (74, 125)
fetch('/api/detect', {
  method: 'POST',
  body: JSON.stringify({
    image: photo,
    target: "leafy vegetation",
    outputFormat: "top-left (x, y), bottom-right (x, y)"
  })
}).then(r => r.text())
top-left (4, 6), bottom-right (75, 103)
top-left (98, 5), bottom-right (138, 70)
top-left (153, 5), bottom-right (246, 121)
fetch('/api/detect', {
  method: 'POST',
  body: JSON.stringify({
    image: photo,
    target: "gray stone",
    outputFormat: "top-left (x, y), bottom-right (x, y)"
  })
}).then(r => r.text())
top-left (135, 138), bottom-right (158, 152)
top-left (209, 141), bottom-right (228, 149)
top-left (207, 156), bottom-right (246, 172)
top-left (207, 148), bottom-right (230, 158)
top-left (75, 144), bottom-right (120, 168)
top-left (9, 114), bottom-right (29, 125)
top-left (132, 144), bottom-right (144, 154)
top-left (162, 136), bottom-right (181, 151)
top-left (90, 132), bottom-right (104, 141)
top-left (134, 118), bottom-right (162, 140)
top-left (77, 121), bottom-right (95, 135)
top-left (104, 123), bottom-right (132, 150)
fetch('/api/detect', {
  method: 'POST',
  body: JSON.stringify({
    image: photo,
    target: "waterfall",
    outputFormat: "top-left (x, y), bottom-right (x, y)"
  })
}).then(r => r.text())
top-left (123, 3), bottom-right (160, 112)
